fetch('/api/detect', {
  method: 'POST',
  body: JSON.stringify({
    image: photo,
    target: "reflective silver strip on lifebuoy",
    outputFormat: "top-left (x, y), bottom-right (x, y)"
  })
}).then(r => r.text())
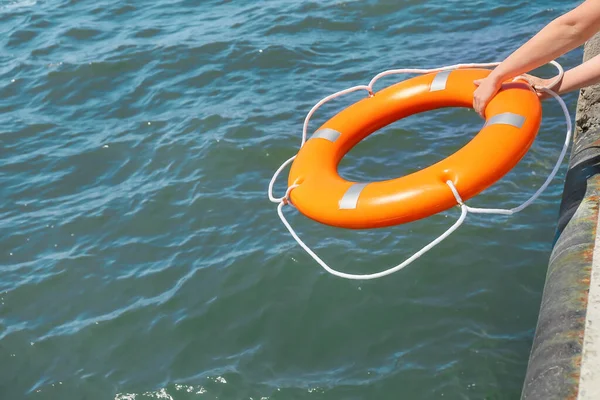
top-left (311, 128), bottom-right (341, 142)
top-left (339, 183), bottom-right (368, 210)
top-left (430, 70), bottom-right (452, 92)
top-left (484, 113), bottom-right (526, 129)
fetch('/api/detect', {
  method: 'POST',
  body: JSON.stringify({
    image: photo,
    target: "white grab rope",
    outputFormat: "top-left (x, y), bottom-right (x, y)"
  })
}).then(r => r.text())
top-left (268, 61), bottom-right (571, 280)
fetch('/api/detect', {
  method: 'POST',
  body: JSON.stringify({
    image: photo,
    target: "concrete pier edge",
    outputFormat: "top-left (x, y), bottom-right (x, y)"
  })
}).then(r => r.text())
top-left (521, 34), bottom-right (600, 399)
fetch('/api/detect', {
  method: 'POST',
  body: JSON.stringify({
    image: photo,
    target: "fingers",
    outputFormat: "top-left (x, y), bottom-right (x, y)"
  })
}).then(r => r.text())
top-left (472, 80), bottom-right (488, 118)
top-left (538, 91), bottom-right (551, 101)
top-left (473, 96), bottom-right (481, 118)
top-left (473, 88), bottom-right (486, 118)
top-left (475, 99), bottom-right (486, 119)
top-left (472, 78), bottom-right (502, 119)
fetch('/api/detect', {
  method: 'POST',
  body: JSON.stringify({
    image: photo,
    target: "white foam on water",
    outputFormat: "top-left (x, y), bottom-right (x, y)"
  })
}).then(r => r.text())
top-left (0, 0), bottom-right (37, 11)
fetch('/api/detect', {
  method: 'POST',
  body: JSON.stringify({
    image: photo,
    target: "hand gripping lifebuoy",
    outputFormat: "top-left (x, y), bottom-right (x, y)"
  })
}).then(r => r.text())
top-left (286, 68), bottom-right (542, 229)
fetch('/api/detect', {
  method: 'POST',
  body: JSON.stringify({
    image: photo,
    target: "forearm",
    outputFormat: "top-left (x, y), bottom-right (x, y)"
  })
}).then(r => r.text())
top-left (489, 18), bottom-right (593, 84)
top-left (554, 53), bottom-right (600, 94)
top-left (488, 1), bottom-right (600, 84)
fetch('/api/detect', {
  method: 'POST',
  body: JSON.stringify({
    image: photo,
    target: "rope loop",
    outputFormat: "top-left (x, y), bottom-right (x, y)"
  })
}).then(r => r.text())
top-left (446, 181), bottom-right (465, 206)
top-left (511, 60), bottom-right (565, 94)
top-left (282, 184), bottom-right (299, 206)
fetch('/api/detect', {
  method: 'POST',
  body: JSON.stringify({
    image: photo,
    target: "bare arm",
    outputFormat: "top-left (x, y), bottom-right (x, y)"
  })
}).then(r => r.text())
top-left (473, 0), bottom-right (600, 117)
top-left (553, 53), bottom-right (600, 95)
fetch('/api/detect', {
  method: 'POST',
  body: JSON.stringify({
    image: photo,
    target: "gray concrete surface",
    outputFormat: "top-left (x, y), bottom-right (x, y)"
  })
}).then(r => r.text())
top-left (521, 33), bottom-right (600, 400)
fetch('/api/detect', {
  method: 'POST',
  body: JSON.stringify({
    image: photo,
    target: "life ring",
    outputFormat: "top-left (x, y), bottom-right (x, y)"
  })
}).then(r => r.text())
top-left (286, 68), bottom-right (542, 229)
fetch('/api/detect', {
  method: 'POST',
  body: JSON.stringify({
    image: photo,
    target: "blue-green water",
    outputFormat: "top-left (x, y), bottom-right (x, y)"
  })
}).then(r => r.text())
top-left (0, 1), bottom-right (583, 399)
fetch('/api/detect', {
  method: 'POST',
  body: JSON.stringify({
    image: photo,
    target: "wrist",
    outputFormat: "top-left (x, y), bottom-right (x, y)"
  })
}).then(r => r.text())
top-left (542, 78), bottom-right (555, 90)
top-left (486, 71), bottom-right (504, 87)
top-left (543, 76), bottom-right (564, 94)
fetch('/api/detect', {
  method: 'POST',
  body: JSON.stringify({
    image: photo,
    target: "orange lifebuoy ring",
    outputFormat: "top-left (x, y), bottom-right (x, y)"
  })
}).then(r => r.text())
top-left (287, 68), bottom-right (542, 229)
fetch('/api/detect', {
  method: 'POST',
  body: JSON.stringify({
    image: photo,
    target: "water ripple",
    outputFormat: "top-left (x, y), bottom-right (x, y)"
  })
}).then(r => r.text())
top-left (0, 0), bottom-right (580, 398)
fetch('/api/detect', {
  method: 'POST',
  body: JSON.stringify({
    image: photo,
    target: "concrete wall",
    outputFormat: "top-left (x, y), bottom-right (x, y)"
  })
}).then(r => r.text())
top-left (521, 34), bottom-right (600, 400)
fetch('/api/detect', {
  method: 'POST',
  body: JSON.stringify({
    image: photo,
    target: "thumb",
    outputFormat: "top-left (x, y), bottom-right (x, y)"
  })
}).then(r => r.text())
top-left (473, 79), bottom-right (483, 86)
